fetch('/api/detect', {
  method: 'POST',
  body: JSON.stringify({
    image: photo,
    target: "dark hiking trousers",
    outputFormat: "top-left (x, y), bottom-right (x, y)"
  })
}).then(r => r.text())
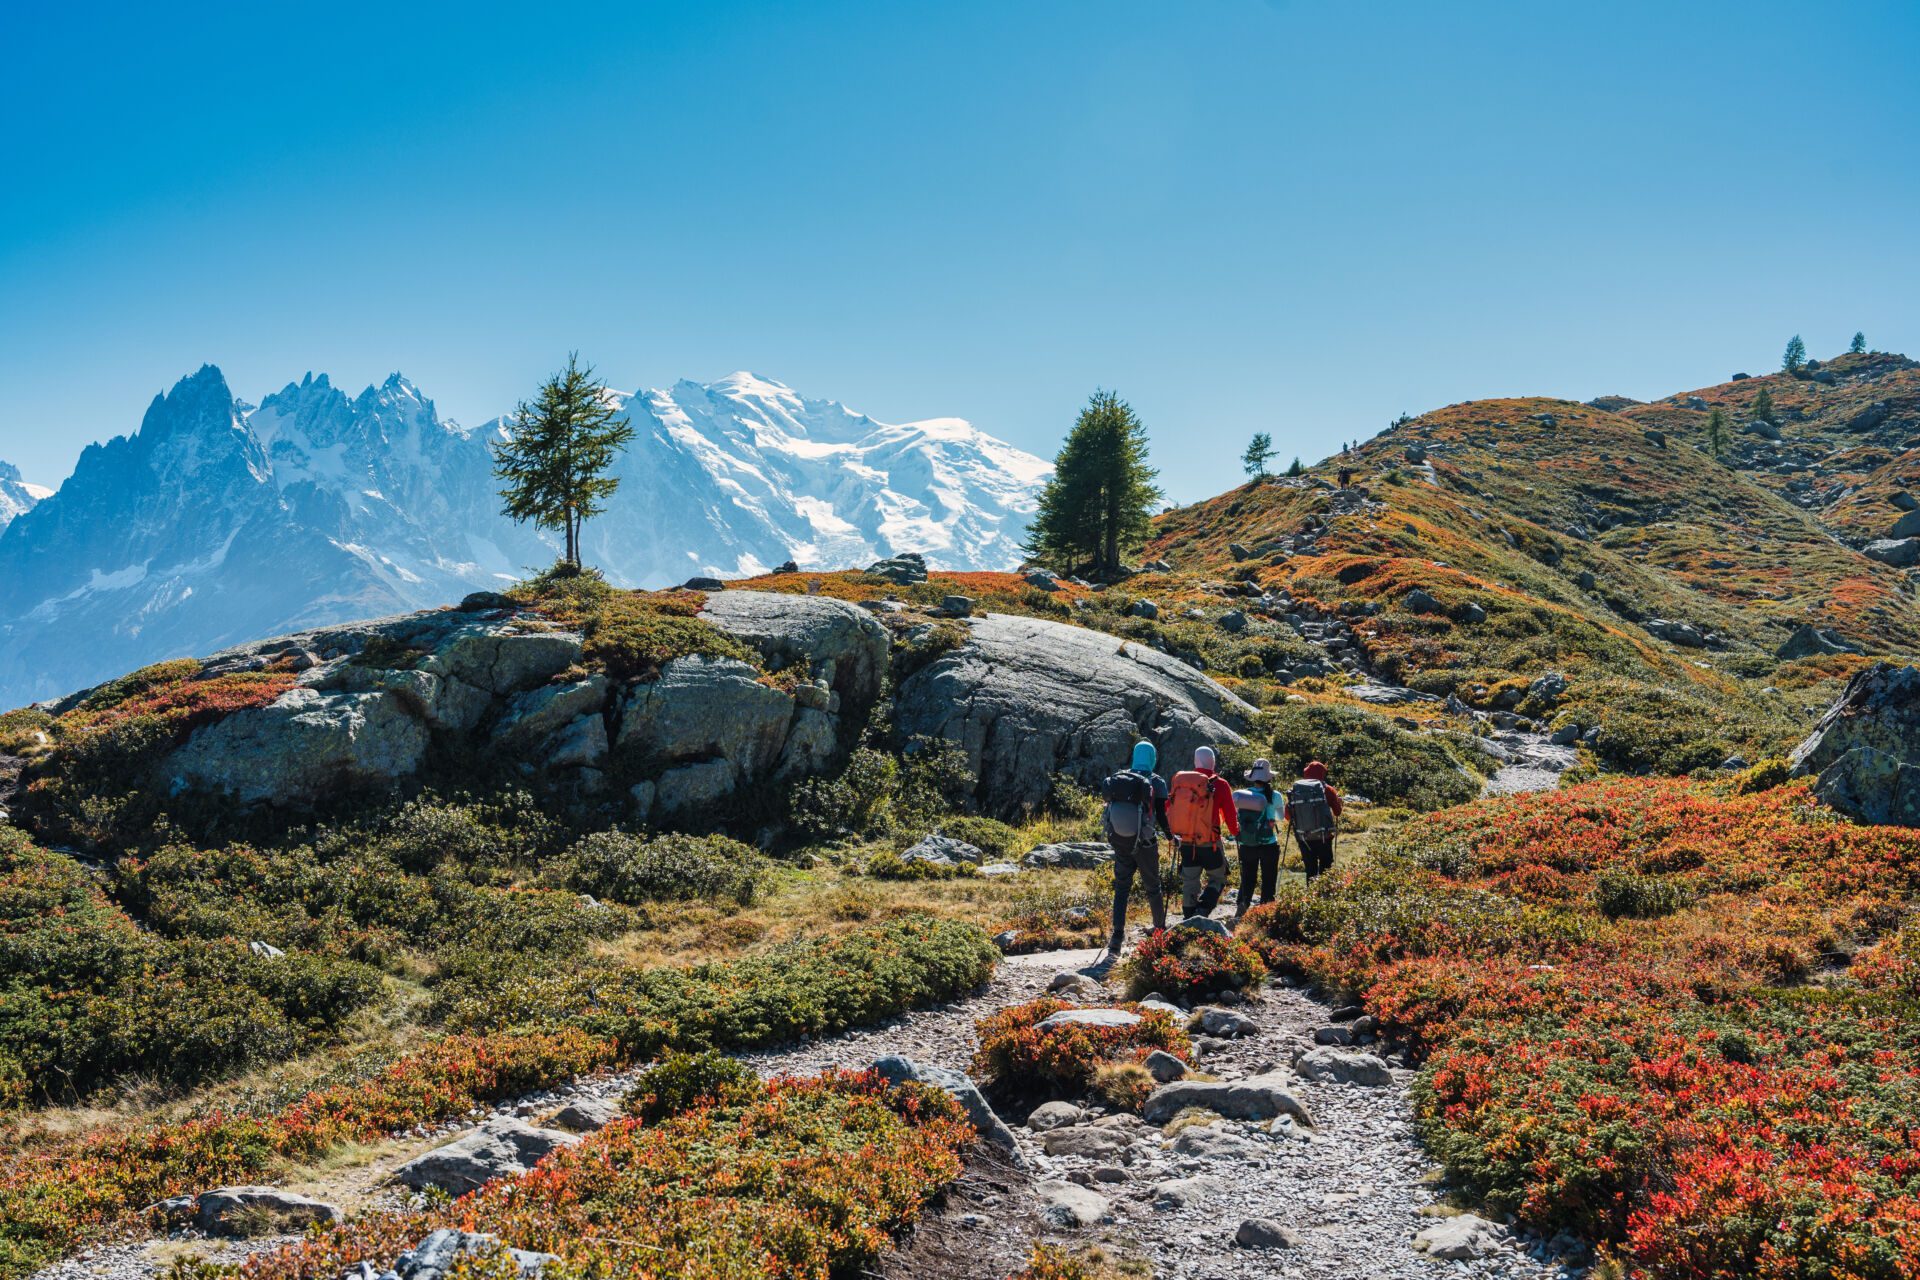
top-left (1297, 833), bottom-right (1335, 880)
top-left (1178, 841), bottom-right (1227, 917)
top-left (1109, 832), bottom-right (1166, 947)
top-left (1236, 841), bottom-right (1280, 911)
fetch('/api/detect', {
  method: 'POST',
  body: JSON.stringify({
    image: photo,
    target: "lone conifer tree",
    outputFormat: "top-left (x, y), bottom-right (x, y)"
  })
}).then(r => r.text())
top-left (1752, 385), bottom-right (1777, 425)
top-left (1286, 456), bottom-right (1305, 477)
top-left (1242, 432), bottom-right (1274, 477)
top-left (1783, 335), bottom-right (1807, 371)
top-left (1851, 331), bottom-right (1868, 354)
top-left (1706, 406), bottom-right (1731, 457)
top-left (1023, 390), bottom-right (1162, 579)
top-left (492, 353), bottom-right (635, 571)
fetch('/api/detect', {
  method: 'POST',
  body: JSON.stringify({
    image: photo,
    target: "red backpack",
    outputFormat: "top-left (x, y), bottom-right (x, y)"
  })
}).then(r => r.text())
top-left (1166, 771), bottom-right (1218, 844)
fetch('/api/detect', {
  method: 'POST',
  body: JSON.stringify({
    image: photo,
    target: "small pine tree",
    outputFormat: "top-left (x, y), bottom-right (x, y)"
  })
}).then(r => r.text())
top-left (1705, 406), bottom-right (1731, 457)
top-left (1751, 385), bottom-right (1777, 425)
top-left (1023, 390), bottom-right (1163, 579)
top-left (1850, 331), bottom-right (1868, 354)
top-left (1783, 335), bottom-right (1807, 371)
top-left (492, 353), bottom-right (636, 570)
top-left (1286, 456), bottom-right (1305, 477)
top-left (1241, 432), bottom-right (1274, 477)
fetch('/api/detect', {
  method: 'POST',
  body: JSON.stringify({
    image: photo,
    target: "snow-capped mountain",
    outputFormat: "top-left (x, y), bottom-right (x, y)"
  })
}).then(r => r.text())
top-left (0, 365), bottom-right (1048, 708)
top-left (0, 461), bottom-right (50, 532)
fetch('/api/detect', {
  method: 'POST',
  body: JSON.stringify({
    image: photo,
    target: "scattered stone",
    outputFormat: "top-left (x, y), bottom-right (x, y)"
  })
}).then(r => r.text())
top-left (1041, 1124), bottom-right (1133, 1160)
top-left (773, 559), bottom-right (799, 574)
top-left (1048, 971), bottom-right (1104, 998)
top-left (1413, 1213), bottom-right (1506, 1261)
top-left (549, 1095), bottom-right (622, 1133)
top-left (1789, 663), bottom-right (1920, 826)
top-left (458, 591), bottom-right (514, 612)
top-left (1294, 1047), bottom-right (1393, 1086)
top-left (1143, 1049), bottom-right (1188, 1082)
top-left (392, 1118), bottom-right (580, 1194)
top-left (1170, 1123), bottom-right (1253, 1160)
top-left (1037, 1179), bottom-right (1112, 1227)
top-left (1229, 542), bottom-right (1252, 561)
top-left (1528, 671), bottom-right (1568, 704)
top-left (1036, 1008), bottom-right (1142, 1032)
top-left (1457, 601), bottom-right (1488, 624)
top-left (1152, 1175), bottom-right (1219, 1210)
top-left (397, 1229), bottom-right (556, 1280)
top-left (867, 552), bottom-right (928, 584)
top-left (1312, 1024), bottom-right (1354, 1046)
top-left (1403, 588), bottom-right (1442, 615)
top-left (1128, 599), bottom-right (1160, 619)
top-left (872, 1055), bottom-right (1024, 1163)
top-left (1197, 1007), bottom-right (1258, 1038)
top-left (248, 940), bottom-right (284, 959)
top-left (1143, 1072), bottom-right (1314, 1126)
top-left (938, 595), bottom-right (974, 617)
top-left (1350, 1014), bottom-right (1379, 1037)
top-left (978, 862), bottom-right (1021, 877)
top-left (1023, 570), bottom-right (1062, 591)
top-left (1027, 1100), bottom-right (1086, 1132)
top-left (1236, 1218), bottom-right (1300, 1249)
top-left (1643, 429), bottom-right (1667, 448)
top-left (1865, 538), bottom-right (1920, 567)
top-left (1778, 624), bottom-right (1861, 660)
top-left (1218, 610), bottom-right (1248, 634)
top-left (1172, 915), bottom-right (1229, 937)
top-left (901, 834), bottom-right (983, 866)
top-left (680, 576), bottom-right (727, 591)
top-left (194, 1187), bottom-right (341, 1235)
top-left (1021, 841), bottom-right (1115, 870)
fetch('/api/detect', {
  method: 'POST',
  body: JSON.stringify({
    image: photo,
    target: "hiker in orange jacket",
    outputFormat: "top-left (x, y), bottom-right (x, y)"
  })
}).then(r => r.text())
top-left (1166, 745), bottom-right (1240, 918)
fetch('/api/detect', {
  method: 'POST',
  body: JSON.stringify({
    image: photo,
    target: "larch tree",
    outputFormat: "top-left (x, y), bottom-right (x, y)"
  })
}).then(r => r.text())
top-left (1783, 335), bottom-right (1807, 371)
top-left (492, 353), bottom-right (636, 571)
top-left (1706, 406), bottom-right (1731, 458)
top-left (1851, 331), bottom-right (1868, 354)
top-left (1751, 385), bottom-right (1777, 425)
top-left (1023, 390), bottom-right (1162, 579)
top-left (1242, 432), bottom-right (1274, 478)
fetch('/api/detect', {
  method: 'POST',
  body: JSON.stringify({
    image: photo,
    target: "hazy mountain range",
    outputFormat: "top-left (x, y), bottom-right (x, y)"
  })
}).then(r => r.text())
top-left (0, 366), bottom-right (1049, 708)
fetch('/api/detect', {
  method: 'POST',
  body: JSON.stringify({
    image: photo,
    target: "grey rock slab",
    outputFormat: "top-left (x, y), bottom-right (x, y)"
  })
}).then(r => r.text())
top-left (1168, 1123), bottom-right (1254, 1160)
top-left (1020, 840), bottom-right (1114, 870)
top-left (616, 654), bottom-right (794, 779)
top-left (699, 589), bottom-right (889, 709)
top-left (1197, 1007), bottom-right (1258, 1038)
top-left (397, 1229), bottom-right (557, 1280)
top-left (1037, 1179), bottom-right (1111, 1227)
top-left (491, 675), bottom-right (608, 748)
top-left (1143, 1072), bottom-right (1314, 1126)
top-left (894, 612), bottom-right (1251, 818)
top-left (194, 1186), bottom-right (341, 1234)
top-left (904, 834), bottom-right (984, 865)
top-left (1413, 1213), bottom-right (1506, 1261)
top-left (1294, 1046), bottom-right (1393, 1086)
top-left (1026, 1100), bottom-right (1086, 1132)
top-left (549, 1095), bottom-right (623, 1132)
top-left (871, 1055), bottom-right (1025, 1165)
top-left (1035, 1007), bottom-right (1141, 1031)
top-left (1790, 663), bottom-right (1920, 825)
top-left (1152, 1174), bottom-right (1219, 1210)
top-left (1039, 1124), bottom-right (1134, 1160)
top-left (167, 686), bottom-right (429, 806)
top-left (1236, 1217), bottom-right (1300, 1249)
top-left (392, 1117), bottom-right (580, 1194)
top-left (1143, 1049), bottom-right (1188, 1082)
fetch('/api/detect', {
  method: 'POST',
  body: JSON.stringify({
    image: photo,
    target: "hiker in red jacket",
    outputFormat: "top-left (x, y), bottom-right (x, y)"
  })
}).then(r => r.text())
top-left (1284, 760), bottom-right (1345, 880)
top-left (1166, 745), bottom-right (1240, 918)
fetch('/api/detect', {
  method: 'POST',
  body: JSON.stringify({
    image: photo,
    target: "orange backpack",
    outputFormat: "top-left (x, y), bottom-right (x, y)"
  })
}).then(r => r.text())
top-left (1166, 771), bottom-right (1218, 844)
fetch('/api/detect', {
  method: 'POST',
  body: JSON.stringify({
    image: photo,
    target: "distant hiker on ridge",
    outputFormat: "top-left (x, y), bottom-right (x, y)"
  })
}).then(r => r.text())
top-left (1167, 746), bottom-right (1239, 918)
top-left (1101, 740), bottom-right (1171, 958)
top-left (1284, 760), bottom-right (1344, 881)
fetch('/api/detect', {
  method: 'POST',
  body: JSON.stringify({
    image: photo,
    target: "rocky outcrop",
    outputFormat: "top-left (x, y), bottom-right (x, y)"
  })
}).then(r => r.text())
top-left (1790, 664), bottom-right (1920, 826)
top-left (153, 591), bottom-right (884, 819)
top-left (1778, 623), bottom-right (1861, 660)
top-left (894, 613), bottom-right (1252, 817)
top-left (393, 1117), bottom-right (579, 1194)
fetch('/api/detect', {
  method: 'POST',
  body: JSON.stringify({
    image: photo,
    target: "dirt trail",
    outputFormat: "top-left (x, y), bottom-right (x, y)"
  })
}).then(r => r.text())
top-left (39, 945), bottom-right (1586, 1280)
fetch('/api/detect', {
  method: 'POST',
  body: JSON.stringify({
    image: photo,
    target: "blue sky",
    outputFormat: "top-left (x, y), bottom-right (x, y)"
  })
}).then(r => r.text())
top-left (2, 0), bottom-right (1916, 501)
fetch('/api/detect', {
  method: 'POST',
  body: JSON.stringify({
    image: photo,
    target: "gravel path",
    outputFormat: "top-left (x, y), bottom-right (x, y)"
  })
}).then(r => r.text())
top-left (36, 945), bottom-right (1589, 1280)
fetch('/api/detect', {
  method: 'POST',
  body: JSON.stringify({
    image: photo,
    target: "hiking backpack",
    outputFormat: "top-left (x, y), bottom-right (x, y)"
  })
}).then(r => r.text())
top-left (1166, 771), bottom-right (1219, 845)
top-left (1101, 769), bottom-right (1154, 839)
top-left (1288, 778), bottom-right (1336, 840)
top-left (1234, 787), bottom-right (1279, 845)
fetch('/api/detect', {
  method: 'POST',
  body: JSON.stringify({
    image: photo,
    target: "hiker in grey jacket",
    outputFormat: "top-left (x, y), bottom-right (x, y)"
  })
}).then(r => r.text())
top-left (1101, 739), bottom-right (1171, 957)
top-left (1284, 759), bottom-right (1344, 880)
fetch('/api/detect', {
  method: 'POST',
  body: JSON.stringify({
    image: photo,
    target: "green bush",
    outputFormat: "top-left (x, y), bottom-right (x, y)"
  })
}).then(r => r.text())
top-left (0, 708), bottom-right (51, 755)
top-left (1593, 870), bottom-right (1692, 920)
top-left (622, 1049), bottom-right (763, 1123)
top-left (864, 851), bottom-right (974, 881)
top-left (561, 830), bottom-right (760, 905)
top-left (788, 748), bottom-right (898, 840)
top-left (928, 815), bottom-right (1021, 858)
top-left (1264, 701), bottom-right (1480, 810)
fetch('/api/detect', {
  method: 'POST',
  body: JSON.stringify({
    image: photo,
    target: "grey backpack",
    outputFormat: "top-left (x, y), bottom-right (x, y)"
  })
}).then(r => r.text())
top-left (1288, 778), bottom-right (1335, 839)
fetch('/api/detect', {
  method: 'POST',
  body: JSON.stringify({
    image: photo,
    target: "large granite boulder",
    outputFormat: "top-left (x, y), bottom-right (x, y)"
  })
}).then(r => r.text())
top-left (392, 1117), bottom-right (579, 1194)
top-left (699, 590), bottom-right (889, 708)
top-left (1790, 664), bottom-right (1920, 826)
top-left (1778, 623), bottom-right (1861, 660)
top-left (145, 591), bottom-right (882, 817)
top-left (894, 613), bottom-right (1252, 817)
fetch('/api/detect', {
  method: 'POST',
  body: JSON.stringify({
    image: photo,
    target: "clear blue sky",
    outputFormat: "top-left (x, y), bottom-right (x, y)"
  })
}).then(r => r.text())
top-left (3, 0), bottom-right (1916, 501)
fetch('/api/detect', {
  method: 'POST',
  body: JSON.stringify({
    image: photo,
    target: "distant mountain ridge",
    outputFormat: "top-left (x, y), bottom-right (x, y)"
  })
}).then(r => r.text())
top-left (0, 366), bottom-right (1049, 708)
top-left (0, 461), bottom-right (50, 532)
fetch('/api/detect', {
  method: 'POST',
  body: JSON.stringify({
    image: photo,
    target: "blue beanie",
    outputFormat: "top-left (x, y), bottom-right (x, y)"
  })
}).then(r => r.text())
top-left (1130, 740), bottom-right (1157, 772)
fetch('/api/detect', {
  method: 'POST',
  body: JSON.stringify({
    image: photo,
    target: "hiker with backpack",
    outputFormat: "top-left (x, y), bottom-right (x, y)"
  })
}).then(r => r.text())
top-left (1231, 759), bottom-right (1283, 917)
top-left (1101, 740), bottom-right (1172, 957)
top-left (1284, 760), bottom-right (1344, 880)
top-left (1166, 746), bottom-right (1240, 918)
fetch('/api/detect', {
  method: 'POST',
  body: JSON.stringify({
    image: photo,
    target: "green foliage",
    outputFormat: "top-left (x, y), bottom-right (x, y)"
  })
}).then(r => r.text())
top-left (1593, 870), bottom-right (1692, 920)
top-left (73, 658), bottom-right (203, 714)
top-left (491, 353), bottom-right (636, 568)
top-left (1286, 455), bottom-right (1305, 477)
top-left (560, 831), bottom-right (760, 906)
top-left (1550, 677), bottom-right (1793, 776)
top-left (787, 747), bottom-right (897, 840)
top-left (622, 1049), bottom-right (763, 1123)
top-left (1024, 389), bottom-right (1162, 579)
top-left (1263, 701), bottom-right (1480, 811)
top-left (1705, 406), bottom-right (1730, 457)
top-left (1782, 334), bottom-right (1806, 371)
top-left (1851, 331), bottom-right (1868, 354)
top-left (1241, 431), bottom-right (1273, 477)
top-left (1751, 384), bottom-right (1776, 425)
top-left (0, 709), bottom-right (51, 756)
top-left (864, 850), bottom-right (974, 880)
top-left (583, 590), bottom-right (755, 681)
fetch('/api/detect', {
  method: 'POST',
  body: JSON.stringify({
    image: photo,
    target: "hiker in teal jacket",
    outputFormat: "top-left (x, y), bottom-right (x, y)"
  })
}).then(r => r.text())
top-left (1232, 759), bottom-right (1283, 918)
